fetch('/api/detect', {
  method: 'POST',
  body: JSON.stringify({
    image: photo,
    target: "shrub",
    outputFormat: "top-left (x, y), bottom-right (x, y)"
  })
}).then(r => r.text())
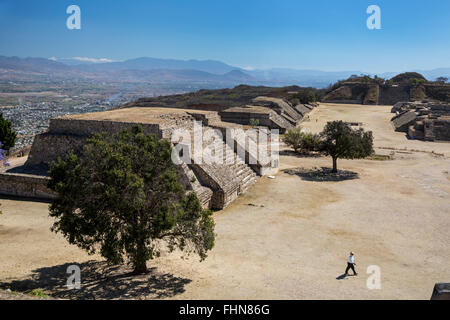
top-left (283, 128), bottom-right (304, 153)
top-left (300, 132), bottom-right (322, 152)
top-left (283, 128), bottom-right (321, 153)
top-left (249, 118), bottom-right (260, 127)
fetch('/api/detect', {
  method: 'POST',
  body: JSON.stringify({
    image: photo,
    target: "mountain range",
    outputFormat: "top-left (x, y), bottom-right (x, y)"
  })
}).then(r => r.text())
top-left (1, 55), bottom-right (449, 88)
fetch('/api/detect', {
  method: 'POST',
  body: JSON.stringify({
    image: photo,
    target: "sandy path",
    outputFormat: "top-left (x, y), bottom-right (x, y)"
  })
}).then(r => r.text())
top-left (0, 103), bottom-right (449, 299)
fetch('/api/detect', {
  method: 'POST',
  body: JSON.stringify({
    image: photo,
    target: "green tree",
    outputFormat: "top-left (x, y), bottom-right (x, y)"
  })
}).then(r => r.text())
top-left (0, 113), bottom-right (17, 150)
top-left (300, 132), bottom-right (321, 152)
top-left (48, 126), bottom-right (215, 274)
top-left (411, 78), bottom-right (427, 86)
top-left (283, 127), bottom-right (304, 153)
top-left (319, 121), bottom-right (374, 173)
top-left (283, 128), bottom-right (321, 154)
top-left (249, 118), bottom-right (260, 128)
top-left (436, 77), bottom-right (448, 84)
top-left (290, 88), bottom-right (323, 104)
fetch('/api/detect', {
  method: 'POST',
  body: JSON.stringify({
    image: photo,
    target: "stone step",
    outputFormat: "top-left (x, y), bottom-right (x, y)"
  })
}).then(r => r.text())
top-left (180, 126), bottom-right (262, 209)
top-left (240, 173), bottom-right (256, 184)
top-left (239, 175), bottom-right (258, 193)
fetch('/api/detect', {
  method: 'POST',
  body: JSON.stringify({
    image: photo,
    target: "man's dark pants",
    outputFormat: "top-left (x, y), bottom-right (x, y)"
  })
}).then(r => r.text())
top-left (345, 263), bottom-right (357, 275)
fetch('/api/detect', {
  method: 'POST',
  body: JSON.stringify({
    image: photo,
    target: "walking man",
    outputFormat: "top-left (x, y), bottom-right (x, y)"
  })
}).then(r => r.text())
top-left (345, 252), bottom-right (358, 276)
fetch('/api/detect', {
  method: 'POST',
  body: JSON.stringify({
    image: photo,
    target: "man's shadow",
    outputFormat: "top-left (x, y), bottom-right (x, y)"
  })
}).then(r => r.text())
top-left (336, 273), bottom-right (357, 280)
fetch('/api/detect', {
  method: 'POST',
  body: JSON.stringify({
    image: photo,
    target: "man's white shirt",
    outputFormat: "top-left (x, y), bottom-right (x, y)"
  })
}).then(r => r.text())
top-left (348, 255), bottom-right (355, 264)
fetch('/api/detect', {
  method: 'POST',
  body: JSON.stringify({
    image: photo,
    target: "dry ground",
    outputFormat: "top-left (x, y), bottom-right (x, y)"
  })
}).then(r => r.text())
top-left (0, 103), bottom-right (449, 299)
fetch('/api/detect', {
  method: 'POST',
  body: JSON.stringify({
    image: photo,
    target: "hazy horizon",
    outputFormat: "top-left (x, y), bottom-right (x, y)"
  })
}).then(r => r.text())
top-left (1, 0), bottom-right (449, 74)
top-left (2, 55), bottom-right (450, 77)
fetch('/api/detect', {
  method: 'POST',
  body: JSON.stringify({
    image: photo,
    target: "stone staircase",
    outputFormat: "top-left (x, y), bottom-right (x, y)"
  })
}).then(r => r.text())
top-left (177, 161), bottom-right (214, 208)
top-left (219, 139), bottom-right (258, 194)
top-left (268, 110), bottom-right (296, 132)
top-left (174, 125), bottom-right (258, 210)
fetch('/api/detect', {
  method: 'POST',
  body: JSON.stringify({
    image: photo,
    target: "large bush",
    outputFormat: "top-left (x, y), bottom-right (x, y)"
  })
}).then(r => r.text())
top-left (48, 126), bottom-right (215, 274)
top-left (0, 113), bottom-right (16, 151)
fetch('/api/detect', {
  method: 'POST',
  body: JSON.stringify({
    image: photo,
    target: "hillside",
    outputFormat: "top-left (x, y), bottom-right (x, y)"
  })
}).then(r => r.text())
top-left (122, 72), bottom-right (450, 112)
top-left (120, 84), bottom-right (323, 111)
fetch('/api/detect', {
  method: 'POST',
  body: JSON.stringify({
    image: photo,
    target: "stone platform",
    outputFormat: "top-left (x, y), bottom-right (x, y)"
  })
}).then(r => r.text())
top-left (2, 107), bottom-right (279, 210)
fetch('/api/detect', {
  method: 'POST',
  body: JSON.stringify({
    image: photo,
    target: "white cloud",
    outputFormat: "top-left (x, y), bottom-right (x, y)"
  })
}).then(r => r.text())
top-left (71, 57), bottom-right (114, 63)
top-left (241, 66), bottom-right (255, 71)
top-left (48, 56), bottom-right (115, 63)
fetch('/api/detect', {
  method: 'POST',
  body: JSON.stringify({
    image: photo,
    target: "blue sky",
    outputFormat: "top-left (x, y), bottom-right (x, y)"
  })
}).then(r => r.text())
top-left (0, 0), bottom-right (449, 73)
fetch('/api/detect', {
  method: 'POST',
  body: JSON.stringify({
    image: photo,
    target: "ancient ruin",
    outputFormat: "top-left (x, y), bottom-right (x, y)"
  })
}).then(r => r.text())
top-left (391, 101), bottom-right (450, 141)
top-left (1, 96), bottom-right (316, 208)
top-left (323, 73), bottom-right (450, 105)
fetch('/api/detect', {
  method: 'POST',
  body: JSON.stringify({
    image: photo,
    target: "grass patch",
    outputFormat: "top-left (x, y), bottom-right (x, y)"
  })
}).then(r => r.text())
top-left (366, 154), bottom-right (391, 161)
top-left (28, 289), bottom-right (48, 299)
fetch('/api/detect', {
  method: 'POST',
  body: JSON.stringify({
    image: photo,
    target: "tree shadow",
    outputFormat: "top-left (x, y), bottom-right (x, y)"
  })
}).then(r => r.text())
top-left (0, 260), bottom-right (191, 300)
top-left (283, 167), bottom-right (359, 182)
top-left (0, 194), bottom-right (51, 204)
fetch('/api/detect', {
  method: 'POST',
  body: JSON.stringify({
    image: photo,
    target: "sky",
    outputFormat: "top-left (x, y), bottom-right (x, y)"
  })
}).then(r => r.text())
top-left (0, 0), bottom-right (449, 73)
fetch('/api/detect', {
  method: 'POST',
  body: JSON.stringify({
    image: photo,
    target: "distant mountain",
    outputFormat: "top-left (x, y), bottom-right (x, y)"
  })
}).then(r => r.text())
top-left (414, 68), bottom-right (450, 81)
top-left (74, 57), bottom-right (240, 74)
top-left (222, 70), bottom-right (255, 81)
top-left (0, 56), bottom-right (71, 73)
top-left (249, 68), bottom-right (362, 80)
top-left (110, 68), bottom-right (253, 82)
top-left (248, 68), bottom-right (363, 87)
top-left (0, 55), bottom-right (448, 88)
top-left (0, 56), bottom-right (253, 83)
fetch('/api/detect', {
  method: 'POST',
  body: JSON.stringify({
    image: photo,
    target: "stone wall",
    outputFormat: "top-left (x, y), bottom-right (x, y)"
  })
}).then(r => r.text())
top-left (26, 119), bottom-right (162, 167)
top-left (325, 83), bottom-right (419, 105)
top-left (26, 133), bottom-right (86, 167)
top-left (48, 118), bottom-right (162, 136)
top-left (423, 117), bottom-right (450, 141)
top-left (218, 108), bottom-right (296, 133)
top-left (378, 85), bottom-right (411, 105)
top-left (0, 173), bottom-right (55, 199)
top-left (363, 85), bottom-right (380, 105)
top-left (409, 86), bottom-right (426, 101)
top-left (424, 85), bottom-right (450, 102)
